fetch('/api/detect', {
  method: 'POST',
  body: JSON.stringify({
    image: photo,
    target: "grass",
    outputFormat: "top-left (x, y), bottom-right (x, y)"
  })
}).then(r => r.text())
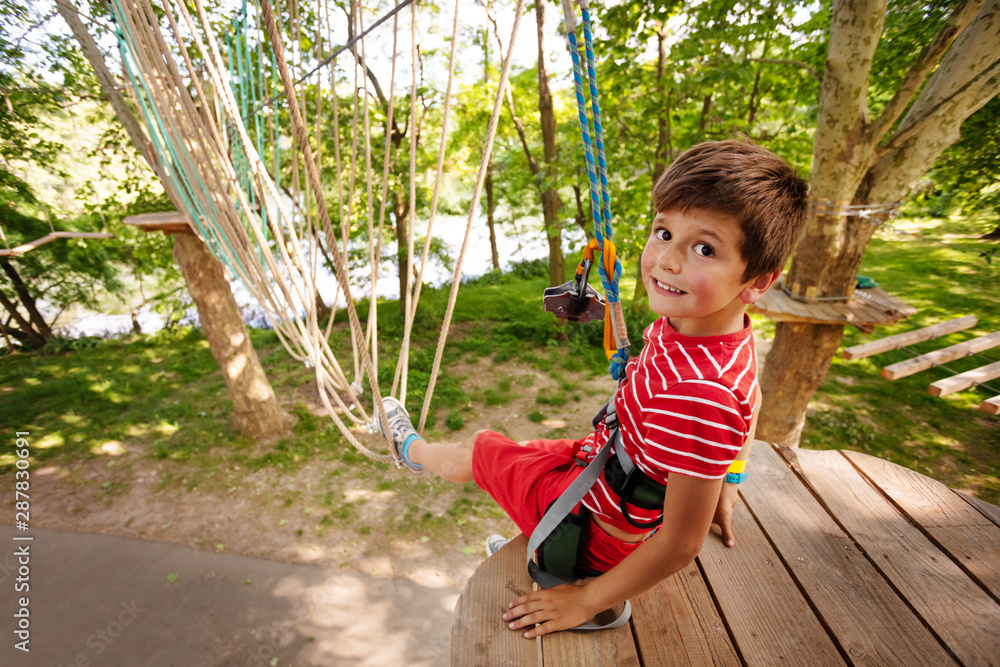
top-left (0, 216), bottom-right (997, 505)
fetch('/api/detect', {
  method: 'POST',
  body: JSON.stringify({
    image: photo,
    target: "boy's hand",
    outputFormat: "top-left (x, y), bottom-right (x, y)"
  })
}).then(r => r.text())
top-left (503, 584), bottom-right (592, 638)
top-left (712, 482), bottom-right (740, 548)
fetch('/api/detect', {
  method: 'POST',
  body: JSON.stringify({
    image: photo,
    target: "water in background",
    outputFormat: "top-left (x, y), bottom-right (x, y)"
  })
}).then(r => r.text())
top-left (59, 214), bottom-right (585, 337)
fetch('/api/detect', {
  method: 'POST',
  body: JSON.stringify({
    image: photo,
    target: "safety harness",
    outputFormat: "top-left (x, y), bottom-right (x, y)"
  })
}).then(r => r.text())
top-left (525, 389), bottom-right (667, 630)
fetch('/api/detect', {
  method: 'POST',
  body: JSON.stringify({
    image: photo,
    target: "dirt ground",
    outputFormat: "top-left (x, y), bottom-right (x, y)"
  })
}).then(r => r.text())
top-left (9, 354), bottom-right (618, 658)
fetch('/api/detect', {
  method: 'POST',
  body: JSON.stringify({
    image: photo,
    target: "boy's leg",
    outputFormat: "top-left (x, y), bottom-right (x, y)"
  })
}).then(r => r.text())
top-left (408, 435), bottom-right (480, 483)
top-left (381, 397), bottom-right (478, 482)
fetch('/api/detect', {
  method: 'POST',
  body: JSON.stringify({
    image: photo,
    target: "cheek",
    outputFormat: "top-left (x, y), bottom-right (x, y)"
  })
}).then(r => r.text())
top-left (640, 246), bottom-right (654, 277)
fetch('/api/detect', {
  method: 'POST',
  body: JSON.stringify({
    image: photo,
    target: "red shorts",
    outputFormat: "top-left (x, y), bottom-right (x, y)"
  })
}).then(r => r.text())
top-left (471, 430), bottom-right (644, 573)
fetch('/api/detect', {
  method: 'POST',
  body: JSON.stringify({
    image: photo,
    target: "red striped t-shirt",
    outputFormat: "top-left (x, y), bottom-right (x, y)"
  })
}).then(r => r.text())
top-left (580, 315), bottom-right (757, 533)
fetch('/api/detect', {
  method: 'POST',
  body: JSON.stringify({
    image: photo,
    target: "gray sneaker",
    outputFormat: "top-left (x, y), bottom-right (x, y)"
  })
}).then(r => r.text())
top-left (485, 534), bottom-right (510, 557)
top-left (380, 397), bottom-right (424, 472)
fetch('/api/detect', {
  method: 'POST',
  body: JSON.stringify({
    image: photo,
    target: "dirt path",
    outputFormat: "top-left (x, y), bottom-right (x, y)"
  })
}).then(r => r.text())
top-left (8, 355), bottom-right (617, 662)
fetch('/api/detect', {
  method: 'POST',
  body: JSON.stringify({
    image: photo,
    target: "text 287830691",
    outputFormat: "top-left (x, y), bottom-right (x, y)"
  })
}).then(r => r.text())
top-left (13, 431), bottom-right (32, 653)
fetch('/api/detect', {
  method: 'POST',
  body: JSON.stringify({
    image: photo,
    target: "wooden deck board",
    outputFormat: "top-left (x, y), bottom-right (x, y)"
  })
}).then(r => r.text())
top-left (744, 445), bottom-right (954, 666)
top-left (541, 605), bottom-right (639, 667)
top-left (788, 447), bottom-right (998, 664)
top-left (843, 450), bottom-right (1000, 602)
top-left (451, 445), bottom-right (1000, 666)
top-left (698, 489), bottom-right (844, 665)
top-left (630, 562), bottom-right (740, 666)
top-left (450, 534), bottom-right (538, 666)
top-left (958, 490), bottom-right (1000, 529)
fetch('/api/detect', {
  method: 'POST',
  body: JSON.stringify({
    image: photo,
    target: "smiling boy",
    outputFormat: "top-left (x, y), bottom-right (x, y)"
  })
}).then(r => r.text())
top-left (382, 139), bottom-right (809, 637)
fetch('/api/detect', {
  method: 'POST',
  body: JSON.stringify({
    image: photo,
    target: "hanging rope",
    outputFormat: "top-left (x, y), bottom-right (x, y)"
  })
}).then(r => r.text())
top-left (106, 0), bottom-right (528, 462)
top-left (560, 0), bottom-right (629, 380)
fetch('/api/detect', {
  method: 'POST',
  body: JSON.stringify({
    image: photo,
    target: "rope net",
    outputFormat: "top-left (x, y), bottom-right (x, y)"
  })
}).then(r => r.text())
top-left (106, 0), bottom-right (528, 462)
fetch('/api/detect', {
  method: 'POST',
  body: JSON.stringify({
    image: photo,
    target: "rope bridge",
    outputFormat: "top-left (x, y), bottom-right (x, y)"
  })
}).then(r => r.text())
top-left (105, 0), bottom-right (623, 461)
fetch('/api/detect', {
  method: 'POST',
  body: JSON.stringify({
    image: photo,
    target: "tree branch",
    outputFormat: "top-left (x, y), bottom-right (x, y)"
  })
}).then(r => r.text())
top-left (480, 0), bottom-right (539, 176)
top-left (867, 0), bottom-right (984, 144)
top-left (876, 55), bottom-right (1000, 158)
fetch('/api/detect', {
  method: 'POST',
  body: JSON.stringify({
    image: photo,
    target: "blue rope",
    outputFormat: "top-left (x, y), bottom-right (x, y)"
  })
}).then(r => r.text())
top-left (565, 2), bottom-right (628, 380)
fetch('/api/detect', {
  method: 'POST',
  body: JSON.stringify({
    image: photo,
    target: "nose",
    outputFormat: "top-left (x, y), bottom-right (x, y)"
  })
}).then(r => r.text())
top-left (656, 241), bottom-right (680, 272)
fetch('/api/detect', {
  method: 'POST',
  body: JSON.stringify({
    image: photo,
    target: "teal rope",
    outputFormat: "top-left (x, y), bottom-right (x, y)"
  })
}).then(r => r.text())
top-left (108, 0), bottom-right (246, 283)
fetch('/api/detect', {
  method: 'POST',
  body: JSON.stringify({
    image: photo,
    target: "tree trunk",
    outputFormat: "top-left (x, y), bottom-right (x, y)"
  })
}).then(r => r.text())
top-left (486, 164), bottom-right (500, 270)
top-left (536, 0), bottom-right (564, 287)
top-left (314, 292), bottom-right (331, 326)
top-left (482, 26), bottom-right (500, 272)
top-left (758, 0), bottom-right (999, 446)
top-left (0, 257), bottom-right (53, 342)
top-left (0, 288), bottom-right (46, 348)
top-left (392, 191), bottom-right (410, 317)
top-left (633, 24), bottom-right (672, 312)
top-left (172, 231), bottom-right (293, 439)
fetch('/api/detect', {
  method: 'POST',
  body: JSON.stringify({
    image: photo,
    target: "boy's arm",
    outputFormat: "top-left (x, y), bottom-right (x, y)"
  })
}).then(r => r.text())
top-left (504, 473), bottom-right (723, 639)
top-left (712, 385), bottom-right (762, 548)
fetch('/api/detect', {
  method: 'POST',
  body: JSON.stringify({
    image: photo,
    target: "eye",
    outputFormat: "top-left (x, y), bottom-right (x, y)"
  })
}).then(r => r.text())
top-left (693, 242), bottom-right (714, 257)
top-left (654, 228), bottom-right (671, 242)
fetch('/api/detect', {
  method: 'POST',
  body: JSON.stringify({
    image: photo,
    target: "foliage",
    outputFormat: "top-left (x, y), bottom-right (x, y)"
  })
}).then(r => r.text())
top-left (915, 97), bottom-right (1000, 226)
top-left (0, 1), bottom-right (180, 350)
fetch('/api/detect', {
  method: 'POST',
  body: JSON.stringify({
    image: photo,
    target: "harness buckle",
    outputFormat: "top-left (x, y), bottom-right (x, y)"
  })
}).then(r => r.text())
top-left (574, 443), bottom-right (592, 467)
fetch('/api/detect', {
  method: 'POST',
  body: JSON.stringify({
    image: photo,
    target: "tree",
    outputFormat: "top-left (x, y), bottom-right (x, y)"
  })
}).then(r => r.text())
top-left (56, 1), bottom-right (294, 438)
top-left (758, 0), bottom-right (1000, 445)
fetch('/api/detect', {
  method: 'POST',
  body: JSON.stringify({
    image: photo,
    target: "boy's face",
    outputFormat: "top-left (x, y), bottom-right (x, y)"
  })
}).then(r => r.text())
top-left (641, 207), bottom-right (767, 337)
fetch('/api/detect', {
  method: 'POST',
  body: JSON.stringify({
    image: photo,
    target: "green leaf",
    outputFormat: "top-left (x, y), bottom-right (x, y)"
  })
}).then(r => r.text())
top-left (166, 572), bottom-right (179, 583)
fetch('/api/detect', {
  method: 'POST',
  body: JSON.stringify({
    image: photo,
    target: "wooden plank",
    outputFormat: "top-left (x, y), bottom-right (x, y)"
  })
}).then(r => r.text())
top-left (49, 231), bottom-right (114, 239)
top-left (842, 316), bottom-right (978, 360)
top-left (928, 359), bottom-right (1000, 396)
top-left (629, 561), bottom-right (739, 666)
top-left (123, 211), bottom-right (192, 233)
top-left (788, 448), bottom-right (998, 664)
top-left (882, 331), bottom-right (1000, 380)
top-left (697, 471), bottom-right (845, 665)
top-left (843, 450), bottom-right (1000, 602)
top-left (980, 395), bottom-right (1000, 415)
top-left (956, 491), bottom-right (1000, 530)
top-left (451, 534), bottom-right (538, 667)
top-left (540, 601), bottom-right (639, 667)
top-left (741, 444), bottom-right (955, 666)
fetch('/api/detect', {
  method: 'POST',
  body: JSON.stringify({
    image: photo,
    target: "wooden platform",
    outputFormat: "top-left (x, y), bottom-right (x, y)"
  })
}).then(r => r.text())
top-left (750, 282), bottom-right (916, 328)
top-left (451, 443), bottom-right (1000, 666)
top-left (122, 211), bottom-right (192, 234)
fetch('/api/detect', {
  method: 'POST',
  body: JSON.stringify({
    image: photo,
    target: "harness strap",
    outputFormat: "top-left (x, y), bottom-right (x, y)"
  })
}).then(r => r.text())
top-left (526, 441), bottom-right (632, 631)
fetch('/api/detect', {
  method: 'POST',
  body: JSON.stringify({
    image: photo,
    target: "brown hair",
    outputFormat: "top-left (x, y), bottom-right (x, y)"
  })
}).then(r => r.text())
top-left (652, 139), bottom-right (809, 282)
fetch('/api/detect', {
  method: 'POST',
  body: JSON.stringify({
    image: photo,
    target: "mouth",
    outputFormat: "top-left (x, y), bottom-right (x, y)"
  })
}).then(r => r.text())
top-left (654, 278), bottom-right (686, 295)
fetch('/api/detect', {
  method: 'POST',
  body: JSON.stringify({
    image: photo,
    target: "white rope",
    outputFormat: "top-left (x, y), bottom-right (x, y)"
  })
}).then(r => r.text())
top-left (111, 0), bottom-right (524, 461)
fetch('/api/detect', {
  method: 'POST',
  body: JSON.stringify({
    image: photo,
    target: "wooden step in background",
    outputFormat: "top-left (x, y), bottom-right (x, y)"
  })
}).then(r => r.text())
top-left (842, 316), bottom-right (1000, 414)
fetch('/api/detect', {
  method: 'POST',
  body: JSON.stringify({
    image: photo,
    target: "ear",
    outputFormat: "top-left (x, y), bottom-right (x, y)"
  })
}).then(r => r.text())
top-left (740, 269), bottom-right (781, 305)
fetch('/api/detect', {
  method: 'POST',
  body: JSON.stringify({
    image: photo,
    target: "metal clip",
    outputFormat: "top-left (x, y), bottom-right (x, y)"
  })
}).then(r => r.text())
top-left (542, 258), bottom-right (606, 323)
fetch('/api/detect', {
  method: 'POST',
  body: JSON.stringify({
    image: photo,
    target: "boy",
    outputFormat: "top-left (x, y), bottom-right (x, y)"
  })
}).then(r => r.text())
top-left (383, 139), bottom-right (808, 638)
